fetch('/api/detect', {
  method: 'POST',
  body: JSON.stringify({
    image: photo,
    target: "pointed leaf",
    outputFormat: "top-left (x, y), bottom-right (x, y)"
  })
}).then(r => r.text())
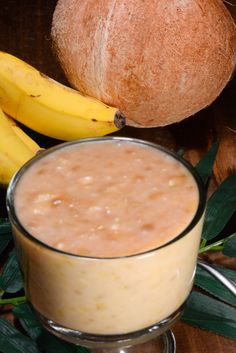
top-left (37, 331), bottom-right (87, 353)
top-left (0, 232), bottom-right (12, 255)
top-left (182, 291), bottom-right (236, 340)
top-left (216, 264), bottom-right (236, 282)
top-left (223, 235), bottom-right (236, 258)
top-left (195, 265), bottom-right (236, 306)
top-left (0, 218), bottom-right (12, 254)
top-left (13, 303), bottom-right (42, 340)
top-left (14, 303), bottom-right (87, 353)
top-left (0, 218), bottom-right (12, 234)
top-left (201, 173), bottom-right (236, 240)
top-left (0, 249), bottom-right (23, 293)
top-left (177, 147), bottom-right (185, 157)
top-left (195, 142), bottom-right (219, 185)
top-left (0, 317), bottom-right (41, 353)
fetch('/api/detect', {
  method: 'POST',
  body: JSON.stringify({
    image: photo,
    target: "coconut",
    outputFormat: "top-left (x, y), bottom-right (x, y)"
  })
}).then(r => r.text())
top-left (51, 0), bottom-right (236, 127)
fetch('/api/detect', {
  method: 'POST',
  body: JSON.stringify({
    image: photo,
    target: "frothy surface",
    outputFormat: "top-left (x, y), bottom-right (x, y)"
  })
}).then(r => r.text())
top-left (15, 141), bottom-right (198, 257)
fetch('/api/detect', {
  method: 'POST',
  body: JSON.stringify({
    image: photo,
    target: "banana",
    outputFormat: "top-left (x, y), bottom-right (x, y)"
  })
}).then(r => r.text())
top-left (0, 107), bottom-right (40, 186)
top-left (0, 152), bottom-right (18, 187)
top-left (0, 51), bottom-right (125, 141)
top-left (5, 114), bottom-right (40, 153)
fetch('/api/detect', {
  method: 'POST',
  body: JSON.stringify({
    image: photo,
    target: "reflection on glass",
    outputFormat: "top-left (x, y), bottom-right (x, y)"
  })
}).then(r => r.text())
top-left (7, 137), bottom-right (206, 353)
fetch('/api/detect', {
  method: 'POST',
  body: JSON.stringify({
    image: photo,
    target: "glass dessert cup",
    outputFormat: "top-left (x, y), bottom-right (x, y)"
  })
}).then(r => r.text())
top-left (6, 137), bottom-right (206, 353)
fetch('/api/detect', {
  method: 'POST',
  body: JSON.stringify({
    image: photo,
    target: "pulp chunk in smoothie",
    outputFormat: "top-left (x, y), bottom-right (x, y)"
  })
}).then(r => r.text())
top-left (15, 141), bottom-right (198, 257)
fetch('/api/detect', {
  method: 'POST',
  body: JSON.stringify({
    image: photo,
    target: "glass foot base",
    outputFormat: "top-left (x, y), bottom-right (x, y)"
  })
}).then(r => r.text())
top-left (35, 307), bottom-right (180, 351)
top-left (91, 331), bottom-right (176, 353)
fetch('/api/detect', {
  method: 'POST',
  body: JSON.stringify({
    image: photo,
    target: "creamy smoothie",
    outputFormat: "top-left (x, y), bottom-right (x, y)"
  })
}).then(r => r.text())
top-left (8, 138), bottom-right (205, 335)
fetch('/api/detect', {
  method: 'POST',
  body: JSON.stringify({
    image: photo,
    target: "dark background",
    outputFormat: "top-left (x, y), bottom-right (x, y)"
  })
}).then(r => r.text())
top-left (0, 1), bottom-right (236, 352)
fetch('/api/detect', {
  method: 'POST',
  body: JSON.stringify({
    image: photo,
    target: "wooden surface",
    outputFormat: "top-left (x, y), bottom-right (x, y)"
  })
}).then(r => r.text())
top-left (0, 1), bottom-right (236, 353)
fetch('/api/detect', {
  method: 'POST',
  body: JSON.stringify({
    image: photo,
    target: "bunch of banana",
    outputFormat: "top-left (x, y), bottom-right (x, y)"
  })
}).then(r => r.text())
top-left (0, 51), bottom-right (125, 141)
top-left (0, 107), bottom-right (40, 186)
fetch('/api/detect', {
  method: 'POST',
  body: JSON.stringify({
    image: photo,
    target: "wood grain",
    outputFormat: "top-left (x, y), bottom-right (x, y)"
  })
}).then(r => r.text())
top-left (0, 1), bottom-right (235, 352)
top-left (174, 321), bottom-right (236, 353)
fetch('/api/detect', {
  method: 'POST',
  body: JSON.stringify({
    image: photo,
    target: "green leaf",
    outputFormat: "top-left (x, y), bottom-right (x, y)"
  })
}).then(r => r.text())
top-left (201, 173), bottom-right (236, 240)
top-left (206, 263), bottom-right (236, 282)
top-left (0, 232), bottom-right (12, 255)
top-left (0, 249), bottom-right (23, 293)
top-left (195, 265), bottom-right (236, 306)
top-left (14, 303), bottom-right (89, 353)
top-left (0, 317), bottom-right (41, 353)
top-left (0, 218), bottom-right (12, 254)
top-left (13, 303), bottom-right (42, 340)
top-left (37, 331), bottom-right (89, 353)
top-left (0, 218), bottom-right (12, 234)
top-left (177, 147), bottom-right (185, 157)
top-left (223, 234), bottom-right (236, 258)
top-left (195, 142), bottom-right (219, 185)
top-left (182, 291), bottom-right (236, 340)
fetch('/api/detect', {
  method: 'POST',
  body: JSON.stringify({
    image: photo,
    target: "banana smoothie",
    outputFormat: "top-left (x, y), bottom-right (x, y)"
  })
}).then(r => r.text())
top-left (7, 138), bottom-right (205, 335)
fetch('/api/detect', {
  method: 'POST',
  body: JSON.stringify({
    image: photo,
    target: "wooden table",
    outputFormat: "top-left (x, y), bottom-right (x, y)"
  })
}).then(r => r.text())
top-left (0, 1), bottom-right (236, 352)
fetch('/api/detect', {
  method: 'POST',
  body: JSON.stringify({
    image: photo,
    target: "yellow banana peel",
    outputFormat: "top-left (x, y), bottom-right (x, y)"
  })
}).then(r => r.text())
top-left (0, 107), bottom-right (40, 187)
top-left (0, 51), bottom-right (125, 141)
